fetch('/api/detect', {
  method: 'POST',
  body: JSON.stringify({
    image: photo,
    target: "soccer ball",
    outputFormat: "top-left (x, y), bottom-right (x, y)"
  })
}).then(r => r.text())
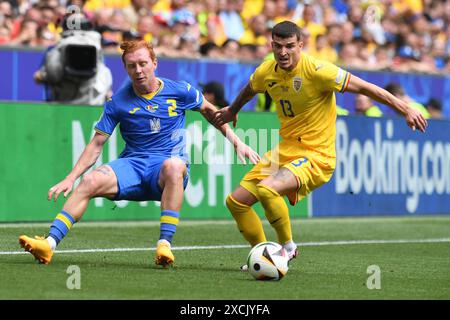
top-left (247, 241), bottom-right (289, 281)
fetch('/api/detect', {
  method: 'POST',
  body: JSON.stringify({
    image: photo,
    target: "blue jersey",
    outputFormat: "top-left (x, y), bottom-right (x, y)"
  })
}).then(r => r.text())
top-left (95, 77), bottom-right (203, 160)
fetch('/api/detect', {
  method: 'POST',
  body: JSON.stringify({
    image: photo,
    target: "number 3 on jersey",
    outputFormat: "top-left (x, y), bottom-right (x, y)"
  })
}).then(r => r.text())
top-left (167, 99), bottom-right (178, 116)
top-left (280, 100), bottom-right (294, 117)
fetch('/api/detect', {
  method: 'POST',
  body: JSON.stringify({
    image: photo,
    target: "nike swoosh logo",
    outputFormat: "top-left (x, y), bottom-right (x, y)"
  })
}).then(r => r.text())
top-left (268, 82), bottom-right (277, 87)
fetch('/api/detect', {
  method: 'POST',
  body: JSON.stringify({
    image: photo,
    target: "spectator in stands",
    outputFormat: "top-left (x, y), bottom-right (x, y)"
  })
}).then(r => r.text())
top-left (255, 42), bottom-right (270, 60)
top-left (178, 34), bottom-right (201, 59)
top-left (371, 45), bottom-right (394, 70)
top-left (0, 0), bottom-right (13, 18)
top-left (355, 94), bottom-right (383, 117)
top-left (0, 25), bottom-right (10, 44)
top-left (135, 14), bottom-right (158, 44)
top-left (155, 31), bottom-right (181, 57)
top-left (262, 0), bottom-right (277, 29)
top-left (0, 0), bottom-right (448, 73)
top-left (219, 0), bottom-right (245, 41)
top-left (202, 81), bottom-right (229, 108)
top-left (296, 2), bottom-right (326, 49)
top-left (0, 2), bottom-right (14, 44)
top-left (392, 33), bottom-right (437, 73)
top-left (197, 0), bottom-right (227, 47)
top-left (36, 23), bottom-right (57, 47)
top-left (273, 0), bottom-right (294, 24)
top-left (340, 21), bottom-right (354, 47)
top-left (97, 25), bottom-right (123, 52)
top-left (309, 33), bottom-right (337, 63)
top-left (346, 3), bottom-right (363, 40)
top-left (324, 23), bottom-right (342, 52)
top-left (384, 82), bottom-right (430, 119)
top-left (239, 43), bottom-right (257, 61)
top-left (122, 0), bottom-right (153, 29)
top-left (9, 18), bottom-right (39, 45)
top-left (200, 40), bottom-right (222, 58)
top-left (239, 14), bottom-right (268, 46)
top-left (425, 98), bottom-right (443, 119)
top-left (171, 7), bottom-right (199, 47)
top-left (221, 38), bottom-right (240, 60)
top-left (92, 7), bottom-right (114, 30)
top-left (337, 41), bottom-right (366, 69)
top-left (431, 38), bottom-right (447, 71)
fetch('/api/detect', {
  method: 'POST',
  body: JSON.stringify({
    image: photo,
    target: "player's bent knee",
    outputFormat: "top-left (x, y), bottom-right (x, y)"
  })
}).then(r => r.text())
top-left (75, 174), bottom-right (99, 197)
top-left (76, 172), bottom-right (114, 198)
top-left (256, 184), bottom-right (279, 201)
top-left (226, 194), bottom-right (248, 215)
top-left (161, 159), bottom-right (186, 181)
top-left (226, 194), bottom-right (243, 209)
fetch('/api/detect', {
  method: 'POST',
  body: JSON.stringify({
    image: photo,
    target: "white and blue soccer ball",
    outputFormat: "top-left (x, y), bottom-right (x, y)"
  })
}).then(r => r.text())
top-left (247, 241), bottom-right (289, 281)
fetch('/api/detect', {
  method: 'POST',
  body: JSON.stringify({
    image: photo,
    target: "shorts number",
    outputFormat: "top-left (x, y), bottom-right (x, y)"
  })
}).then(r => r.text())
top-left (291, 158), bottom-right (308, 167)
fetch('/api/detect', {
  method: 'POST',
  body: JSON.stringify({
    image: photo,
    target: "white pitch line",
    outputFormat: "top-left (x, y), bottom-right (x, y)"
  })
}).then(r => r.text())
top-left (1, 238), bottom-right (450, 255)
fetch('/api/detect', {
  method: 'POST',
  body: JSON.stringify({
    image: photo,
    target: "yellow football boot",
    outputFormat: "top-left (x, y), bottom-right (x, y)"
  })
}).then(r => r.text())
top-left (19, 235), bottom-right (53, 265)
top-left (154, 240), bottom-right (174, 267)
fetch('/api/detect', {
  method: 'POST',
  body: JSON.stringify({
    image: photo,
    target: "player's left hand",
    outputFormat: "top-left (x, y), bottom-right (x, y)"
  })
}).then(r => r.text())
top-left (405, 108), bottom-right (428, 132)
top-left (234, 140), bottom-right (260, 165)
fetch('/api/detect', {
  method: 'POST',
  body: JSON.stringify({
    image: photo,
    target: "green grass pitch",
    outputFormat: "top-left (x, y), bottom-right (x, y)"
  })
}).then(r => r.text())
top-left (0, 216), bottom-right (449, 300)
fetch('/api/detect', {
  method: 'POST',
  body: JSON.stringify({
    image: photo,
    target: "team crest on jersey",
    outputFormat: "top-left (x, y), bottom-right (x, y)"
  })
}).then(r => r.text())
top-left (293, 77), bottom-right (302, 92)
top-left (146, 105), bottom-right (159, 113)
top-left (149, 118), bottom-right (161, 133)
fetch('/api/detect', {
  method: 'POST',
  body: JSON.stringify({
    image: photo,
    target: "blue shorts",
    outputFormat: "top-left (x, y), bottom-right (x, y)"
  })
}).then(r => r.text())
top-left (107, 155), bottom-right (189, 201)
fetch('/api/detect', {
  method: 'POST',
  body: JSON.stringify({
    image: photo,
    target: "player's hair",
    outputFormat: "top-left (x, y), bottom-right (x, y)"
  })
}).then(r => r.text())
top-left (120, 40), bottom-right (156, 64)
top-left (272, 21), bottom-right (303, 41)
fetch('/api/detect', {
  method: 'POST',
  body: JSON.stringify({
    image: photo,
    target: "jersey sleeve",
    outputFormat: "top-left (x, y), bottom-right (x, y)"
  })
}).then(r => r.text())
top-left (94, 99), bottom-right (118, 136)
top-left (314, 61), bottom-right (351, 93)
top-left (182, 81), bottom-right (203, 111)
top-left (249, 62), bottom-right (269, 93)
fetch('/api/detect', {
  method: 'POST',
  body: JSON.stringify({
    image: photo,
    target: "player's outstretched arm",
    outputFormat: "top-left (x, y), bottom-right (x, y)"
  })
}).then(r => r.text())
top-left (212, 82), bottom-right (257, 128)
top-left (200, 99), bottom-right (260, 165)
top-left (48, 132), bottom-right (109, 202)
top-left (345, 75), bottom-right (428, 133)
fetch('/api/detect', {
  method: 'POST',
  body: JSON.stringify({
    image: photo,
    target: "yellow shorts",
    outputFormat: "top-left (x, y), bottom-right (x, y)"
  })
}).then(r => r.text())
top-left (240, 139), bottom-right (335, 206)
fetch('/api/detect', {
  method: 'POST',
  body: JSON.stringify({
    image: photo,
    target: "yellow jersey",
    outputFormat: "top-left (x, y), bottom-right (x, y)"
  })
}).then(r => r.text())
top-left (249, 52), bottom-right (351, 158)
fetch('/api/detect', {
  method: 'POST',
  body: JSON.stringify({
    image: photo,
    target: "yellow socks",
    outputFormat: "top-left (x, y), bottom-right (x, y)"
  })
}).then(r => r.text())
top-left (256, 184), bottom-right (292, 244)
top-left (226, 194), bottom-right (266, 246)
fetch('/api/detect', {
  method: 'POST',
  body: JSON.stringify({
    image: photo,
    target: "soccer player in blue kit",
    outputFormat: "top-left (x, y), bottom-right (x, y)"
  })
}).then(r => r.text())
top-left (19, 40), bottom-right (260, 267)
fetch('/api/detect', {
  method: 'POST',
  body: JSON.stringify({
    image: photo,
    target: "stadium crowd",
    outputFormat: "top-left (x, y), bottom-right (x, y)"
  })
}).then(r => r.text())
top-left (0, 0), bottom-right (450, 74)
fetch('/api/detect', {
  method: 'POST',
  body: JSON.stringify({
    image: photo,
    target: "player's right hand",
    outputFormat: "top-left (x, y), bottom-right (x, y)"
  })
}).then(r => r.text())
top-left (234, 140), bottom-right (261, 165)
top-left (48, 178), bottom-right (75, 202)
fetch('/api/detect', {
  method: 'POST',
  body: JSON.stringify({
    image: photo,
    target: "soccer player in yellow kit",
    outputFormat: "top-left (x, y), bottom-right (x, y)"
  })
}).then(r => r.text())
top-left (213, 21), bottom-right (427, 267)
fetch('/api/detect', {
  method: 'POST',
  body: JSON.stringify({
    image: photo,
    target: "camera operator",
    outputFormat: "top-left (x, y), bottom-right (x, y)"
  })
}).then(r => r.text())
top-left (34, 12), bottom-right (113, 105)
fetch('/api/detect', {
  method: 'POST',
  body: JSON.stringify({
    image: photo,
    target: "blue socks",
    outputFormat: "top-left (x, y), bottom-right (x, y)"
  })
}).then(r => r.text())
top-left (159, 210), bottom-right (180, 243)
top-left (48, 210), bottom-right (76, 244)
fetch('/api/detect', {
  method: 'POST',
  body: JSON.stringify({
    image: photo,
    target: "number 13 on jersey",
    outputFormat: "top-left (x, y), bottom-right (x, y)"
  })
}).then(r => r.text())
top-left (280, 100), bottom-right (294, 117)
